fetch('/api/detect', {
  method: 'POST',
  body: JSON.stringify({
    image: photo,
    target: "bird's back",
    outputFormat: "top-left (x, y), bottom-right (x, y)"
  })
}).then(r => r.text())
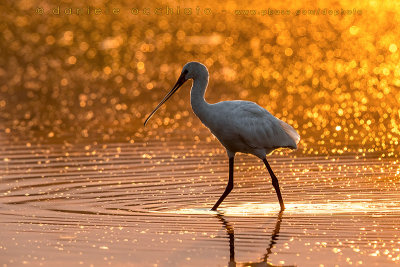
top-left (202, 100), bottom-right (300, 158)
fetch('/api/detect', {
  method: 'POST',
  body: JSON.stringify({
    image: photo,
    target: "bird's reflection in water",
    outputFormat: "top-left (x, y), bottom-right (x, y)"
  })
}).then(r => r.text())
top-left (216, 211), bottom-right (294, 267)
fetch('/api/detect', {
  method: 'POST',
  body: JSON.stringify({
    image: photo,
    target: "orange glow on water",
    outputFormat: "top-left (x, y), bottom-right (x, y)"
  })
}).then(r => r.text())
top-left (1, 0), bottom-right (400, 266)
top-left (170, 201), bottom-right (400, 216)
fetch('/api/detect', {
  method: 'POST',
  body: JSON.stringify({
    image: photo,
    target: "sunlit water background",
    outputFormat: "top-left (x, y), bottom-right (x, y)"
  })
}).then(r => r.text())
top-left (1, 0), bottom-right (400, 266)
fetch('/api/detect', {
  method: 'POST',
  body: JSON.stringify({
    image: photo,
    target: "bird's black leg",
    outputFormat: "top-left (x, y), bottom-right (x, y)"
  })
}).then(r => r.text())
top-left (263, 158), bottom-right (285, 211)
top-left (211, 157), bottom-right (234, 210)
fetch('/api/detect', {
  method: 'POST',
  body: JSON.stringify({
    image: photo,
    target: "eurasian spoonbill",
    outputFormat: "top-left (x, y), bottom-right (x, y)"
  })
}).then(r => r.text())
top-left (144, 62), bottom-right (300, 211)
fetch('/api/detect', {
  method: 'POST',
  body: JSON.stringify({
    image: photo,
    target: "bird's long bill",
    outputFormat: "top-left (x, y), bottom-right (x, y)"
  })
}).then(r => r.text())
top-left (144, 72), bottom-right (187, 126)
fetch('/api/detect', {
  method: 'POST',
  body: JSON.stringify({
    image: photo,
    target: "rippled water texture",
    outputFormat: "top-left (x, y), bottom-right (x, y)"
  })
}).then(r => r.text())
top-left (1, 139), bottom-right (400, 266)
top-left (1, 0), bottom-right (400, 266)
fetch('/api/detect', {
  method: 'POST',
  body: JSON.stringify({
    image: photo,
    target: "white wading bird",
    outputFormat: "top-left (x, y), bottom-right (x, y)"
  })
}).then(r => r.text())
top-left (144, 62), bottom-right (300, 211)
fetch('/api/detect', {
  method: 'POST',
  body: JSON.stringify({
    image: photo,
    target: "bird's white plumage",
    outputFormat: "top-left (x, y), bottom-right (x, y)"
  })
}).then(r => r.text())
top-left (278, 119), bottom-right (300, 146)
top-left (181, 62), bottom-right (300, 159)
top-left (146, 61), bottom-right (300, 159)
top-left (145, 61), bottom-right (299, 211)
top-left (198, 100), bottom-right (299, 159)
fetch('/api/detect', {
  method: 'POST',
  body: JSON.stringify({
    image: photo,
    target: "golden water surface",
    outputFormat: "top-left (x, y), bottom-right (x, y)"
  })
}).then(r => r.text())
top-left (1, 0), bottom-right (400, 266)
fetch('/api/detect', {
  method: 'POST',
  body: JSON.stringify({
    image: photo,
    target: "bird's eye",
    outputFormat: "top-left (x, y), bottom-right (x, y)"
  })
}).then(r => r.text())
top-left (182, 69), bottom-right (188, 79)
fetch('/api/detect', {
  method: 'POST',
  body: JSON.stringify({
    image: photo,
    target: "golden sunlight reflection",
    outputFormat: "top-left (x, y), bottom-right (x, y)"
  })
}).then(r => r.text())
top-left (1, 0), bottom-right (399, 156)
top-left (165, 201), bottom-right (400, 216)
top-left (2, 0), bottom-right (400, 266)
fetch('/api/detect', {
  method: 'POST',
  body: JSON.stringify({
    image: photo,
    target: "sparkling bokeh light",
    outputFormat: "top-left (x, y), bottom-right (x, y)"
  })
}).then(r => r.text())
top-left (1, 0), bottom-right (399, 155)
top-left (1, 0), bottom-right (400, 266)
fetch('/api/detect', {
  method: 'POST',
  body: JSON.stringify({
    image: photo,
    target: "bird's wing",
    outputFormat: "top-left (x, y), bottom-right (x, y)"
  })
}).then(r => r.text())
top-left (278, 120), bottom-right (300, 146)
top-left (231, 102), bottom-right (299, 149)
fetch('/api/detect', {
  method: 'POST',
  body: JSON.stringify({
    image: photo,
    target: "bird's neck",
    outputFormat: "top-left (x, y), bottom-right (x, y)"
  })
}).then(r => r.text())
top-left (190, 77), bottom-right (210, 120)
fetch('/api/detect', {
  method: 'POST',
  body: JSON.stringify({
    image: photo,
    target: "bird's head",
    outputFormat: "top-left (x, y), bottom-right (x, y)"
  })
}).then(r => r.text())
top-left (144, 62), bottom-right (208, 126)
top-left (181, 62), bottom-right (208, 80)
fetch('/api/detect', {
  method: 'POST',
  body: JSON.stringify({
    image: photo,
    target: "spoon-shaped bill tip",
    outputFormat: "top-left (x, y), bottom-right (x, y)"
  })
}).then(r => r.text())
top-left (143, 116), bottom-right (151, 126)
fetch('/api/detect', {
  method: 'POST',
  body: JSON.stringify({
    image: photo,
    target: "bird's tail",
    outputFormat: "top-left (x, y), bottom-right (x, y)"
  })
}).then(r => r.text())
top-left (279, 120), bottom-right (300, 148)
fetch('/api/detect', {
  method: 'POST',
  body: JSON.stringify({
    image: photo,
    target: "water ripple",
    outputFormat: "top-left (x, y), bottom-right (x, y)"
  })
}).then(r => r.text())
top-left (1, 140), bottom-right (400, 266)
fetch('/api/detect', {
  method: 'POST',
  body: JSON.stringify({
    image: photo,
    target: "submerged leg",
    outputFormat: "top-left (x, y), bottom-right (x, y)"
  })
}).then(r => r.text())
top-left (211, 157), bottom-right (234, 211)
top-left (263, 158), bottom-right (285, 211)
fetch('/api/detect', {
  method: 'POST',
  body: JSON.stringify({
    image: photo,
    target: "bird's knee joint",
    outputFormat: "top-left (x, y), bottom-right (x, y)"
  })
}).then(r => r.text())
top-left (226, 183), bottom-right (233, 192)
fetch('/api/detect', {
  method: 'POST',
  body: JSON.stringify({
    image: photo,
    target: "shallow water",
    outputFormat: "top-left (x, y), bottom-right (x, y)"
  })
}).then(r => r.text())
top-left (1, 139), bottom-right (399, 266)
top-left (2, 0), bottom-right (400, 265)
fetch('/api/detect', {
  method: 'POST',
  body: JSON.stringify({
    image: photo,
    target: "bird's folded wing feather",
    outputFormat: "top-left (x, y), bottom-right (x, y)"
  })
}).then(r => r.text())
top-left (278, 120), bottom-right (300, 146)
top-left (232, 102), bottom-right (299, 149)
